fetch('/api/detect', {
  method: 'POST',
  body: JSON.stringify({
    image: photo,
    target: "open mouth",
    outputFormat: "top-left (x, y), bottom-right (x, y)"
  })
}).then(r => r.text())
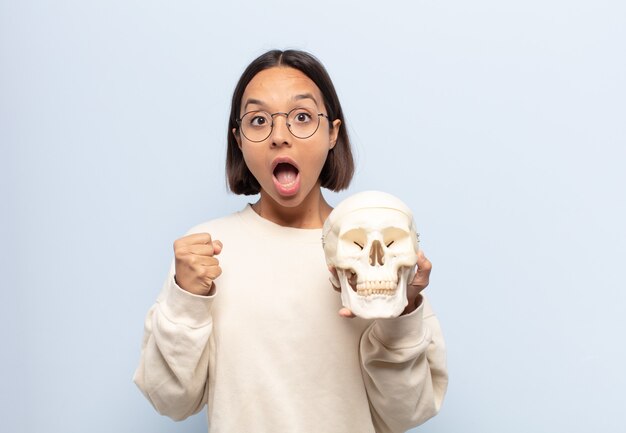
top-left (274, 162), bottom-right (298, 185)
top-left (272, 161), bottom-right (300, 196)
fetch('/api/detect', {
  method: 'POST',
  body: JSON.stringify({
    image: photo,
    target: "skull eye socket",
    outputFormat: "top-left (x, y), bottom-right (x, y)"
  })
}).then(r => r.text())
top-left (339, 229), bottom-right (368, 254)
top-left (383, 227), bottom-right (412, 250)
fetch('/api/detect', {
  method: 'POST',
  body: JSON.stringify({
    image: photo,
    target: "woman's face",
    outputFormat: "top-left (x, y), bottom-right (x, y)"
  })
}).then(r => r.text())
top-left (234, 66), bottom-right (341, 210)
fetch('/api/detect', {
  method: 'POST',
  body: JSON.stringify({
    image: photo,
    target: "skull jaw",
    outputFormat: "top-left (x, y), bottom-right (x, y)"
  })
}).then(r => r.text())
top-left (338, 266), bottom-right (415, 319)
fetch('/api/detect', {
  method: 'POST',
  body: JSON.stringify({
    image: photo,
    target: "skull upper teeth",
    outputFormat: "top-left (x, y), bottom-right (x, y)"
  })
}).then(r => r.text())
top-left (356, 280), bottom-right (397, 296)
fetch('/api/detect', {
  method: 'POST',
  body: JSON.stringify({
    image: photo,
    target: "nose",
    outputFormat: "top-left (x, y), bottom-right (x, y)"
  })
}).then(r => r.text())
top-left (369, 240), bottom-right (385, 266)
top-left (270, 113), bottom-right (291, 147)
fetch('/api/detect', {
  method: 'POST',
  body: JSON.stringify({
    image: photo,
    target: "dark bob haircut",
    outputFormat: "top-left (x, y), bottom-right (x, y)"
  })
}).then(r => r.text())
top-left (226, 49), bottom-right (354, 195)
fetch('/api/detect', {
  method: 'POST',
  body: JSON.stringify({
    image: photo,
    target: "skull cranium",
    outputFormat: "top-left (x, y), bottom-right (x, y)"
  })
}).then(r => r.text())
top-left (322, 191), bottom-right (419, 319)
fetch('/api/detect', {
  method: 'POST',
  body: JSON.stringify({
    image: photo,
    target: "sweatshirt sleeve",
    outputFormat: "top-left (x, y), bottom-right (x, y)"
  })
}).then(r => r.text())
top-left (359, 295), bottom-right (448, 433)
top-left (133, 266), bottom-right (215, 421)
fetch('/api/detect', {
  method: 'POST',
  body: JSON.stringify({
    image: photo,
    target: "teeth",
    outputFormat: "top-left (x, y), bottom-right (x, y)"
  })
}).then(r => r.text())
top-left (356, 288), bottom-right (396, 296)
top-left (356, 280), bottom-right (396, 290)
top-left (355, 280), bottom-right (398, 297)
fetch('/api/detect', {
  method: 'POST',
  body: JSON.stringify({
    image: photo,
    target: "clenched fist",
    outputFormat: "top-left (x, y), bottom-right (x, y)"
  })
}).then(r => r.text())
top-left (174, 233), bottom-right (223, 296)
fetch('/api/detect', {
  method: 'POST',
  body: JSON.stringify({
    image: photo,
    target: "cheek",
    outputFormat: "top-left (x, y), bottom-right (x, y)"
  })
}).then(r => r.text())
top-left (318, 137), bottom-right (334, 163)
top-left (319, 149), bottom-right (331, 165)
top-left (307, 149), bottom-right (331, 176)
top-left (240, 147), bottom-right (265, 176)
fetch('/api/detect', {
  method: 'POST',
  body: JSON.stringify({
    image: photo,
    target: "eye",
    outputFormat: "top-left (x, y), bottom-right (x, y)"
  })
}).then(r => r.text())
top-left (291, 109), bottom-right (313, 124)
top-left (386, 241), bottom-right (394, 247)
top-left (250, 116), bottom-right (267, 127)
top-left (354, 241), bottom-right (364, 250)
top-left (246, 112), bottom-right (270, 127)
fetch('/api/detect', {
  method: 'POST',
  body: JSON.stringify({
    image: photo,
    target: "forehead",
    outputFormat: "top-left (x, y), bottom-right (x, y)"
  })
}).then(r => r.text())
top-left (334, 208), bottom-right (413, 233)
top-left (242, 66), bottom-right (324, 108)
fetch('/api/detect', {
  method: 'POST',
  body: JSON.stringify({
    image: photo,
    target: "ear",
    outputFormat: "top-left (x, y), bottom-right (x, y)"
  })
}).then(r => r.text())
top-left (232, 128), bottom-right (242, 149)
top-left (329, 119), bottom-right (341, 149)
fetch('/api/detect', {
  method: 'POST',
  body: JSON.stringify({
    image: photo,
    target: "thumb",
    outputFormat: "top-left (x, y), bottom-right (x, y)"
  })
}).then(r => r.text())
top-left (339, 307), bottom-right (356, 319)
top-left (212, 240), bottom-right (223, 255)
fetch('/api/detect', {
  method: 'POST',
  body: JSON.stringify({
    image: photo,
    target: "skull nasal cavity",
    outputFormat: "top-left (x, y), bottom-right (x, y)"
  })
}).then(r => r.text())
top-left (369, 240), bottom-right (385, 266)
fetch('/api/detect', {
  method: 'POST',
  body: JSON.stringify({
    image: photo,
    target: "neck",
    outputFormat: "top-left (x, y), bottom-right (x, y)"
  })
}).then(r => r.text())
top-left (253, 184), bottom-right (333, 229)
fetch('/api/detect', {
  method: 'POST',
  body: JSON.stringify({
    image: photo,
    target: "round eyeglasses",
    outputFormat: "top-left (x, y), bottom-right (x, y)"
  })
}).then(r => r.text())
top-left (236, 107), bottom-right (330, 142)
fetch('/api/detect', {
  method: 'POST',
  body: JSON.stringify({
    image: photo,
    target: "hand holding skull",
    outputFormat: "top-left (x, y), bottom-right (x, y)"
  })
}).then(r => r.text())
top-left (402, 250), bottom-right (432, 315)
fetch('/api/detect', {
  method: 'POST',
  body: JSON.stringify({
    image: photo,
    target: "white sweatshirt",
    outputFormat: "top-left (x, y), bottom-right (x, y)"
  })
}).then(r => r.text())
top-left (134, 205), bottom-right (448, 433)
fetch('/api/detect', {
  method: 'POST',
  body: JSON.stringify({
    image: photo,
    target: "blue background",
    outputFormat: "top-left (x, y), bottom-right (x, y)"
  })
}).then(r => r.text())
top-left (2, 1), bottom-right (625, 432)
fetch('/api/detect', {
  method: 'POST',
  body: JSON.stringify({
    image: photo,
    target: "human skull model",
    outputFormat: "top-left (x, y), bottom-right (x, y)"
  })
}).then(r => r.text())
top-left (322, 191), bottom-right (420, 319)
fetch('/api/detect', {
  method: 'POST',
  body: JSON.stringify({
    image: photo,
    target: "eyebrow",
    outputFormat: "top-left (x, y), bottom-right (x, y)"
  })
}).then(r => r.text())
top-left (293, 93), bottom-right (319, 105)
top-left (243, 93), bottom-right (320, 111)
top-left (243, 98), bottom-right (265, 111)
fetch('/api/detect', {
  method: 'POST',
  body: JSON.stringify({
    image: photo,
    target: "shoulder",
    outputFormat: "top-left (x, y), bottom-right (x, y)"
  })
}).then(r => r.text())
top-left (184, 205), bottom-right (252, 237)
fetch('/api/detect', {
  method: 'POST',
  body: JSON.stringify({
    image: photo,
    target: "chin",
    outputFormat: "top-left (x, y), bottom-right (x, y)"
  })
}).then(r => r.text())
top-left (263, 184), bottom-right (315, 208)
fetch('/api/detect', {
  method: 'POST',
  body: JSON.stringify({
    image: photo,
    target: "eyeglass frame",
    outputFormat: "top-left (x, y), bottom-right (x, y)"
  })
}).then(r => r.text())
top-left (236, 108), bottom-right (331, 143)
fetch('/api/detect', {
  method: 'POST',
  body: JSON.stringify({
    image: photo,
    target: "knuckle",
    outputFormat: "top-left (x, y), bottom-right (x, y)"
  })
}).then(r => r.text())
top-left (196, 266), bottom-right (208, 278)
top-left (212, 267), bottom-right (223, 278)
top-left (201, 233), bottom-right (213, 245)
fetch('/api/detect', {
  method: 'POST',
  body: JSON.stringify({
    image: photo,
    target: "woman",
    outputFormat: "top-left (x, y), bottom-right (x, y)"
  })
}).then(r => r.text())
top-left (134, 49), bottom-right (447, 433)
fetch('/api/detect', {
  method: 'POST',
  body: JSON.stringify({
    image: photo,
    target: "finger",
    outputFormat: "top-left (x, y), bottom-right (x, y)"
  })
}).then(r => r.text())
top-left (192, 257), bottom-right (221, 277)
top-left (410, 251), bottom-right (432, 290)
top-left (212, 240), bottom-right (223, 255)
top-left (196, 256), bottom-right (220, 267)
top-left (185, 244), bottom-right (217, 257)
top-left (338, 307), bottom-right (356, 319)
top-left (187, 233), bottom-right (214, 245)
top-left (174, 233), bottom-right (213, 252)
top-left (410, 273), bottom-right (429, 290)
top-left (200, 263), bottom-right (222, 280)
top-left (179, 256), bottom-right (218, 274)
top-left (328, 266), bottom-right (339, 279)
top-left (328, 266), bottom-right (340, 290)
top-left (415, 250), bottom-right (432, 276)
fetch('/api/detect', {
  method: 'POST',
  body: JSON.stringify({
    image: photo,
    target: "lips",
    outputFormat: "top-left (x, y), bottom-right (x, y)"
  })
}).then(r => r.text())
top-left (271, 157), bottom-right (300, 197)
